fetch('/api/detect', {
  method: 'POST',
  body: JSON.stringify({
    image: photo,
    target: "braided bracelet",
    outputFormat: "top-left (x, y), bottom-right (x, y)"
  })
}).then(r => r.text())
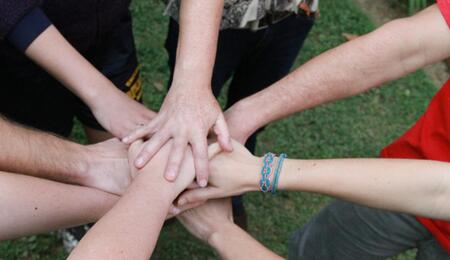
top-left (259, 153), bottom-right (275, 192)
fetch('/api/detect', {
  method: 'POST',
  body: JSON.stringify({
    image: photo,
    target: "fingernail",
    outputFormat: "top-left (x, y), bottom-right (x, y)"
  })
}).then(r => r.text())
top-left (199, 179), bottom-right (207, 188)
top-left (122, 137), bottom-right (129, 143)
top-left (171, 207), bottom-right (181, 215)
top-left (178, 198), bottom-right (186, 206)
top-left (166, 170), bottom-right (176, 181)
top-left (135, 157), bottom-right (144, 167)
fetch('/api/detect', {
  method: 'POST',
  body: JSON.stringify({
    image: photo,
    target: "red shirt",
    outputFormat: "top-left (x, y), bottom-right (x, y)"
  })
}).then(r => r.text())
top-left (380, 79), bottom-right (450, 252)
top-left (380, 1), bottom-right (450, 252)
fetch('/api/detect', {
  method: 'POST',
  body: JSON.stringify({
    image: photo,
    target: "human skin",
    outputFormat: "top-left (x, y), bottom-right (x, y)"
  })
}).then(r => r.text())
top-left (178, 141), bottom-right (450, 221)
top-left (123, 0), bottom-right (232, 187)
top-left (0, 116), bottom-right (132, 195)
top-left (68, 140), bottom-right (197, 259)
top-left (24, 25), bottom-right (156, 139)
top-left (178, 199), bottom-right (283, 260)
top-left (224, 4), bottom-right (450, 143)
top-left (0, 171), bottom-right (118, 241)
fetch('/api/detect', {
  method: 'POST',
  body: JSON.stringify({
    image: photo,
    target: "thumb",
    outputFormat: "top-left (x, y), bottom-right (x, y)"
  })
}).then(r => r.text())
top-left (207, 142), bottom-right (222, 160)
top-left (213, 113), bottom-right (233, 152)
top-left (177, 187), bottom-right (220, 206)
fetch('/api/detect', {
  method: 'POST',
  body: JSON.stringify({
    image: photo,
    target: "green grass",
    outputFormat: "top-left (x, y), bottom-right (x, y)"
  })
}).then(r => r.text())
top-left (0, 0), bottom-right (438, 259)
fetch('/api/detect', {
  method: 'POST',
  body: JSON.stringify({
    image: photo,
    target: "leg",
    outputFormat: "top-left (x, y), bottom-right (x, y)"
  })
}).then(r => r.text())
top-left (0, 171), bottom-right (117, 241)
top-left (416, 239), bottom-right (450, 259)
top-left (289, 200), bottom-right (434, 260)
top-left (227, 14), bottom-right (315, 152)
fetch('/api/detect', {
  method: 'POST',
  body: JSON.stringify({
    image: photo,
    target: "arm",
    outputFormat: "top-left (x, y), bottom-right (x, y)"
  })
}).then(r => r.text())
top-left (0, 171), bottom-right (118, 240)
top-left (178, 141), bottom-right (450, 220)
top-left (68, 140), bottom-right (196, 259)
top-left (0, 116), bottom-right (132, 195)
top-left (24, 25), bottom-right (155, 138)
top-left (225, 4), bottom-right (450, 142)
top-left (178, 199), bottom-right (282, 260)
top-left (123, 0), bottom-right (232, 185)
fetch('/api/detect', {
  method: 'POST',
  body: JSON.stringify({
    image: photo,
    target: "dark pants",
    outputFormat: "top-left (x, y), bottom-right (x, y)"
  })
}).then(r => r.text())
top-left (289, 200), bottom-right (450, 260)
top-left (165, 14), bottom-right (314, 216)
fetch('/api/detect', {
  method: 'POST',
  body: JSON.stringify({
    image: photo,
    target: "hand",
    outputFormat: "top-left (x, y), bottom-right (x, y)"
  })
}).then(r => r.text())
top-left (81, 138), bottom-right (133, 195)
top-left (177, 198), bottom-right (233, 244)
top-left (123, 87), bottom-right (233, 186)
top-left (90, 87), bottom-right (156, 139)
top-left (177, 141), bottom-right (260, 206)
top-left (127, 139), bottom-right (197, 197)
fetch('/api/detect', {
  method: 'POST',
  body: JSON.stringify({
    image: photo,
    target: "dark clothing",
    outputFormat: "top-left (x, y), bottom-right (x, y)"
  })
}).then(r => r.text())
top-left (289, 200), bottom-right (450, 260)
top-left (0, 2), bottom-right (141, 137)
top-left (1, 0), bottom-right (131, 48)
top-left (165, 13), bottom-right (314, 217)
top-left (165, 13), bottom-right (314, 152)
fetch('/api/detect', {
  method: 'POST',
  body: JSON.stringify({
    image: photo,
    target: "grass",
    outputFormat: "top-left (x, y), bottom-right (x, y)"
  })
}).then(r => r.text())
top-left (0, 0), bottom-right (439, 259)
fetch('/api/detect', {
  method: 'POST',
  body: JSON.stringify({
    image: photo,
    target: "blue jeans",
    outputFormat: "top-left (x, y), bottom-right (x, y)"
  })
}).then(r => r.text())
top-left (289, 200), bottom-right (450, 260)
top-left (165, 13), bottom-right (314, 216)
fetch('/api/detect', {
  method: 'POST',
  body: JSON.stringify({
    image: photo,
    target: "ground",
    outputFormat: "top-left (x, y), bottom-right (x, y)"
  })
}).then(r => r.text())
top-left (0, 0), bottom-right (440, 259)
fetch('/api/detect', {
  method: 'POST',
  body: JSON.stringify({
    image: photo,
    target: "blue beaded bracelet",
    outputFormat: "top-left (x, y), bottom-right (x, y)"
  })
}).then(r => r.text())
top-left (259, 153), bottom-right (274, 192)
top-left (271, 153), bottom-right (287, 195)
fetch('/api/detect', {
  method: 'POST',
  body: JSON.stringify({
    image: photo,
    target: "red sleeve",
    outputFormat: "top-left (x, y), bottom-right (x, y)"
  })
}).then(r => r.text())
top-left (437, 0), bottom-right (450, 28)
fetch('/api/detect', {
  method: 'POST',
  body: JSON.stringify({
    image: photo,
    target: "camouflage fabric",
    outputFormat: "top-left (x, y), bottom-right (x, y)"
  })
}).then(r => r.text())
top-left (164, 0), bottom-right (318, 30)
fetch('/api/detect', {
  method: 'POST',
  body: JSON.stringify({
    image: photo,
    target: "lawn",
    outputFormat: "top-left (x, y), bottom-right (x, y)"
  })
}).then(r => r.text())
top-left (0, 0), bottom-right (438, 259)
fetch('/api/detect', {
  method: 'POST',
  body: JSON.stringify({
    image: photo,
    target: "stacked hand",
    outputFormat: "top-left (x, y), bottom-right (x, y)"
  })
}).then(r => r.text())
top-left (81, 138), bottom-right (133, 195)
top-left (177, 141), bottom-right (260, 207)
top-left (123, 88), bottom-right (233, 187)
top-left (90, 87), bottom-right (156, 139)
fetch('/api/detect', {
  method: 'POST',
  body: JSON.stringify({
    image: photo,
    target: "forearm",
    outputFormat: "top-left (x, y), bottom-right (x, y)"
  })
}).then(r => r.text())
top-left (209, 222), bottom-right (282, 260)
top-left (24, 25), bottom-right (118, 108)
top-left (172, 0), bottom-right (224, 89)
top-left (0, 117), bottom-right (90, 184)
top-left (228, 5), bottom-right (450, 136)
top-left (68, 170), bottom-right (178, 259)
top-left (277, 158), bottom-right (450, 219)
top-left (0, 171), bottom-right (117, 240)
top-left (69, 141), bottom-right (194, 259)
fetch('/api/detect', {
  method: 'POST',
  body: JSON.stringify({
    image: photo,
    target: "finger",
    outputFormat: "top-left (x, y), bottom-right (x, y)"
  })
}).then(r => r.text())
top-left (128, 139), bottom-right (144, 158)
top-left (134, 130), bottom-right (171, 168)
top-left (167, 205), bottom-right (181, 219)
top-left (122, 118), bottom-right (159, 144)
top-left (187, 181), bottom-right (201, 189)
top-left (176, 200), bottom-right (206, 215)
top-left (190, 135), bottom-right (209, 187)
top-left (164, 137), bottom-right (188, 182)
top-left (177, 187), bottom-right (219, 206)
top-left (213, 113), bottom-right (233, 152)
top-left (207, 142), bottom-right (222, 160)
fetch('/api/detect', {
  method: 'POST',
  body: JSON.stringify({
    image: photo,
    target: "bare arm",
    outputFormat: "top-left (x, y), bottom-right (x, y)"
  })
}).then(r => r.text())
top-left (0, 116), bottom-right (132, 195)
top-left (24, 25), bottom-right (155, 138)
top-left (0, 171), bottom-right (118, 240)
top-left (179, 142), bottom-right (450, 220)
top-left (123, 0), bottom-right (232, 185)
top-left (209, 223), bottom-right (282, 260)
top-left (226, 5), bottom-right (450, 142)
top-left (178, 199), bottom-right (282, 260)
top-left (69, 140), bottom-right (196, 259)
top-left (278, 158), bottom-right (450, 219)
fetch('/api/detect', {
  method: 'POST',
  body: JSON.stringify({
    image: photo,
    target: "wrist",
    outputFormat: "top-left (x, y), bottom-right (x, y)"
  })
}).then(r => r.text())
top-left (243, 156), bottom-right (263, 192)
top-left (81, 77), bottom-right (118, 109)
top-left (169, 76), bottom-right (212, 93)
top-left (225, 101), bottom-right (262, 142)
top-left (208, 221), bottom-right (239, 248)
top-left (64, 143), bottom-right (93, 186)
